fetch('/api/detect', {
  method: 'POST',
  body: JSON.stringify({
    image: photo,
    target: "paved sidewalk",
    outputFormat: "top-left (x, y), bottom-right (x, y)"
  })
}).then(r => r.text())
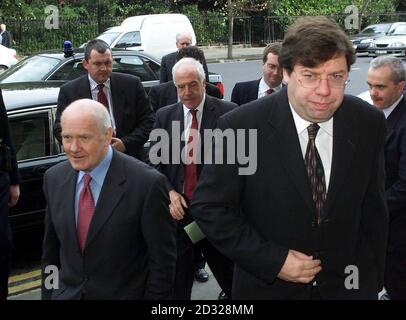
top-left (201, 45), bottom-right (264, 63)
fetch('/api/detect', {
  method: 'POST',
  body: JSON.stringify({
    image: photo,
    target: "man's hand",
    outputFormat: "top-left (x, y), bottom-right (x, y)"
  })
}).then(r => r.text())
top-left (277, 249), bottom-right (322, 283)
top-left (168, 190), bottom-right (188, 220)
top-left (111, 137), bottom-right (126, 152)
top-left (9, 184), bottom-right (20, 207)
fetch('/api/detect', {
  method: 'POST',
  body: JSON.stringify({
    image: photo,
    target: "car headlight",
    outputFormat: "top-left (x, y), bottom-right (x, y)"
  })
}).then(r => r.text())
top-left (360, 38), bottom-right (373, 44)
top-left (388, 42), bottom-right (406, 47)
top-left (369, 42), bottom-right (376, 48)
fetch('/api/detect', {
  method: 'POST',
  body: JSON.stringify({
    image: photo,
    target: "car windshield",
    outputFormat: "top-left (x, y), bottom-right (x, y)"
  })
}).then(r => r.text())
top-left (0, 55), bottom-right (61, 83)
top-left (97, 32), bottom-right (121, 46)
top-left (360, 24), bottom-right (391, 35)
top-left (391, 25), bottom-right (406, 35)
top-left (114, 32), bottom-right (141, 48)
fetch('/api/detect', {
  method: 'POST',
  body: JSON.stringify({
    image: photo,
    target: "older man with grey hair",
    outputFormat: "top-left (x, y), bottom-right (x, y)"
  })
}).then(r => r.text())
top-left (42, 99), bottom-right (176, 300)
top-left (160, 32), bottom-right (209, 83)
top-left (367, 55), bottom-right (406, 300)
top-left (151, 57), bottom-right (236, 299)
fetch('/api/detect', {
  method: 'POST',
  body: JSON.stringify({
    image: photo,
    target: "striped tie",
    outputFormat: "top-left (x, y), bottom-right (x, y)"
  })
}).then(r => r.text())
top-left (305, 123), bottom-right (326, 225)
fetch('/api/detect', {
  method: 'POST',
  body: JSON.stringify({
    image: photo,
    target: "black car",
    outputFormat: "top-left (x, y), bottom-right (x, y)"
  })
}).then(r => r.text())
top-left (0, 47), bottom-right (224, 94)
top-left (1, 82), bottom-right (66, 233)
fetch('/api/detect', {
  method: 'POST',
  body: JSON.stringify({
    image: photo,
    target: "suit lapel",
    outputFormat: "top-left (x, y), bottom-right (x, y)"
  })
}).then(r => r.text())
top-left (109, 74), bottom-right (125, 135)
top-left (59, 168), bottom-right (80, 251)
top-left (85, 150), bottom-right (126, 250)
top-left (78, 76), bottom-right (92, 99)
top-left (323, 101), bottom-right (356, 215)
top-left (386, 97), bottom-right (406, 143)
top-left (266, 89), bottom-right (315, 214)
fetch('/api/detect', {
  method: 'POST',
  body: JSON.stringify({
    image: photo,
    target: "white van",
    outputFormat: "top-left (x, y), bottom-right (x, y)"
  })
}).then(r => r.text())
top-left (97, 14), bottom-right (196, 59)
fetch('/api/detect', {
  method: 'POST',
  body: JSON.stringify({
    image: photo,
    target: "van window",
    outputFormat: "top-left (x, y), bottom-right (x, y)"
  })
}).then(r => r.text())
top-left (115, 32), bottom-right (141, 48)
top-left (97, 32), bottom-right (122, 46)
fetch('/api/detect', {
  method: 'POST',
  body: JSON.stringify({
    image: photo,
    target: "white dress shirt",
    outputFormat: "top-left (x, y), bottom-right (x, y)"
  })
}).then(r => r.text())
top-left (257, 77), bottom-right (282, 99)
top-left (289, 103), bottom-right (333, 192)
top-left (383, 94), bottom-right (403, 119)
top-left (88, 75), bottom-right (116, 131)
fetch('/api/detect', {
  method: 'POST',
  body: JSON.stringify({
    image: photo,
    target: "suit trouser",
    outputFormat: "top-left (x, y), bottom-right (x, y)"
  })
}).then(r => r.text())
top-left (174, 225), bottom-right (233, 300)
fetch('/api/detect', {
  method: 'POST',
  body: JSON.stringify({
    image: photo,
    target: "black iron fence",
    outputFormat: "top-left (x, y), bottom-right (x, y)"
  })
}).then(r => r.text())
top-left (3, 13), bottom-right (406, 55)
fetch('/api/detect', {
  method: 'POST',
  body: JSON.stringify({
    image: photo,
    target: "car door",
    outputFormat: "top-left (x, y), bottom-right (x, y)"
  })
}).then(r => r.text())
top-left (7, 105), bottom-right (66, 232)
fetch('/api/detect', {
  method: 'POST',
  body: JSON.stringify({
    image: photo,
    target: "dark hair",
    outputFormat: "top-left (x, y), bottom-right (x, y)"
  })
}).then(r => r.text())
top-left (262, 42), bottom-right (282, 63)
top-left (177, 46), bottom-right (206, 65)
top-left (279, 16), bottom-right (355, 74)
top-left (84, 39), bottom-right (111, 61)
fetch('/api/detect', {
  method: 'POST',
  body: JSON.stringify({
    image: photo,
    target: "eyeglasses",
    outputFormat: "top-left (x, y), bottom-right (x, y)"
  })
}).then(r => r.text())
top-left (294, 71), bottom-right (350, 89)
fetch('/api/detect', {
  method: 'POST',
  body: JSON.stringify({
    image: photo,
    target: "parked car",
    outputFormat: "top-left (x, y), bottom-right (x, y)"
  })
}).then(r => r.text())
top-left (1, 82), bottom-right (66, 232)
top-left (0, 44), bottom-right (18, 71)
top-left (97, 14), bottom-right (196, 59)
top-left (0, 45), bottom-right (224, 95)
top-left (368, 22), bottom-right (406, 57)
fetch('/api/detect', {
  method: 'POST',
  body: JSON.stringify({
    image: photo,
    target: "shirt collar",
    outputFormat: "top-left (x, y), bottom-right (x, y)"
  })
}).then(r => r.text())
top-left (77, 146), bottom-right (113, 187)
top-left (88, 75), bottom-right (111, 91)
top-left (259, 77), bottom-right (282, 93)
top-left (383, 94), bottom-right (403, 119)
top-left (183, 93), bottom-right (206, 117)
top-left (289, 102), bottom-right (333, 137)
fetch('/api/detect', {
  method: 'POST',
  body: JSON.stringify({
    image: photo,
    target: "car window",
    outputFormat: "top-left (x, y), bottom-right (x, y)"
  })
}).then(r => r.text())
top-left (113, 55), bottom-right (158, 81)
top-left (115, 32), bottom-right (141, 48)
top-left (361, 24), bottom-right (391, 36)
top-left (142, 57), bottom-right (160, 79)
top-left (48, 60), bottom-right (87, 80)
top-left (0, 55), bottom-right (61, 83)
top-left (9, 111), bottom-right (51, 161)
top-left (391, 24), bottom-right (406, 36)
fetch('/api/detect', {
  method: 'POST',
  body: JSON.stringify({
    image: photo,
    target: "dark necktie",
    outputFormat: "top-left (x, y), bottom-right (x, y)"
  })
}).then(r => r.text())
top-left (266, 88), bottom-right (274, 95)
top-left (305, 123), bottom-right (326, 225)
top-left (77, 174), bottom-right (95, 253)
top-left (184, 109), bottom-right (198, 201)
top-left (97, 83), bottom-right (109, 109)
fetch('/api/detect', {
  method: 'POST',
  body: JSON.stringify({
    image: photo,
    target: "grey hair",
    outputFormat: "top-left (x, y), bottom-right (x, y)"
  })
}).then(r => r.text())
top-left (370, 56), bottom-right (406, 83)
top-left (61, 99), bottom-right (111, 133)
top-left (172, 57), bottom-right (206, 86)
top-left (176, 32), bottom-right (192, 42)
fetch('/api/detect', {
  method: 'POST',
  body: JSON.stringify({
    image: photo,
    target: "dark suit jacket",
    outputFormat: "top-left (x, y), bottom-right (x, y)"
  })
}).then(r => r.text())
top-left (1, 31), bottom-right (12, 48)
top-left (41, 150), bottom-right (176, 300)
top-left (191, 87), bottom-right (389, 299)
top-left (0, 88), bottom-right (20, 252)
top-left (231, 79), bottom-right (260, 105)
top-left (148, 80), bottom-right (223, 112)
top-left (160, 51), bottom-right (210, 83)
top-left (151, 95), bottom-right (236, 226)
top-left (54, 73), bottom-right (155, 161)
top-left (383, 96), bottom-right (406, 297)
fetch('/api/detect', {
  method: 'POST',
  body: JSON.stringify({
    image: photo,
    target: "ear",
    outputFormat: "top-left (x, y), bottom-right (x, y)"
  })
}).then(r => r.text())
top-left (283, 69), bottom-right (291, 84)
top-left (105, 127), bottom-right (113, 145)
top-left (82, 59), bottom-right (90, 72)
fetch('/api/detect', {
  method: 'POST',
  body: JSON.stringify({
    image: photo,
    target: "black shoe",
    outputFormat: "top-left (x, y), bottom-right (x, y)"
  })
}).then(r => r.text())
top-left (218, 290), bottom-right (230, 300)
top-left (195, 268), bottom-right (209, 282)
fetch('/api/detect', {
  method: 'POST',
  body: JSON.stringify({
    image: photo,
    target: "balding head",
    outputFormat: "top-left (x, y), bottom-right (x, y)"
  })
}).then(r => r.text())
top-left (0, 24), bottom-right (5, 31)
top-left (176, 32), bottom-right (192, 49)
top-left (61, 99), bottom-right (113, 172)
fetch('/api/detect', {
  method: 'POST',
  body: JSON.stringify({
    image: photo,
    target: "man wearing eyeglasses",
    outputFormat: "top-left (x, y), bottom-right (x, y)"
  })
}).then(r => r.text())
top-left (231, 43), bottom-right (283, 105)
top-left (191, 16), bottom-right (388, 299)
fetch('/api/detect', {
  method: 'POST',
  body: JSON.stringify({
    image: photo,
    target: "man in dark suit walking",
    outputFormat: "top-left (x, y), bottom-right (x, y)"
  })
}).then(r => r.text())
top-left (0, 88), bottom-right (20, 300)
top-left (231, 43), bottom-right (283, 105)
top-left (160, 32), bottom-right (209, 83)
top-left (54, 39), bottom-right (155, 161)
top-left (42, 99), bottom-right (176, 300)
top-left (150, 46), bottom-right (222, 112)
top-left (367, 55), bottom-right (406, 300)
top-left (150, 58), bottom-right (235, 299)
top-left (191, 16), bottom-right (388, 300)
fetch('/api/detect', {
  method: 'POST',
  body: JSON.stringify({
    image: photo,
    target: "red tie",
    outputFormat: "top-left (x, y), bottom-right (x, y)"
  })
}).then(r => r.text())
top-left (266, 88), bottom-right (274, 95)
top-left (77, 174), bottom-right (95, 253)
top-left (97, 84), bottom-right (109, 109)
top-left (184, 109), bottom-right (198, 201)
